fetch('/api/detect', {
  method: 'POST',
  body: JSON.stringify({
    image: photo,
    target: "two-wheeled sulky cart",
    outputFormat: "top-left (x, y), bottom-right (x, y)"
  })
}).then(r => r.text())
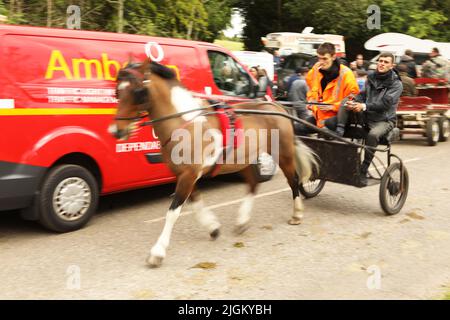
top-left (277, 101), bottom-right (409, 215)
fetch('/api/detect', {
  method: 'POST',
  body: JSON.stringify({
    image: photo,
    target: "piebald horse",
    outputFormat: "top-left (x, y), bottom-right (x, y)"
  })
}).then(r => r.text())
top-left (109, 60), bottom-right (317, 267)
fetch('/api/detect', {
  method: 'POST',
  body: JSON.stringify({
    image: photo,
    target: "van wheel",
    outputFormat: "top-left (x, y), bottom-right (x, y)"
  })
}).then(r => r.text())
top-left (38, 165), bottom-right (98, 233)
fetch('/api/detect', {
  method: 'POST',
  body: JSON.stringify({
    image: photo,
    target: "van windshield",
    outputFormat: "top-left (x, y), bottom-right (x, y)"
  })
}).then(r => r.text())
top-left (207, 51), bottom-right (252, 97)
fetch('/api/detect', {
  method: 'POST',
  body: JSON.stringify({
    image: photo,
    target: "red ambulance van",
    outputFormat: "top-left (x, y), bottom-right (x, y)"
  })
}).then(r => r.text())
top-left (0, 25), bottom-right (268, 232)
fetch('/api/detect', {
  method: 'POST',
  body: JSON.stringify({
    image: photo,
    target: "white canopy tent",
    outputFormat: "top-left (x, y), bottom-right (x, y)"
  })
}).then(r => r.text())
top-left (364, 33), bottom-right (450, 59)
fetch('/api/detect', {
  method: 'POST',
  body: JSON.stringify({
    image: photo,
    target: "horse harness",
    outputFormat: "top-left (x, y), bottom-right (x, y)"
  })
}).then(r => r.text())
top-left (207, 104), bottom-right (243, 177)
top-left (157, 103), bottom-right (243, 177)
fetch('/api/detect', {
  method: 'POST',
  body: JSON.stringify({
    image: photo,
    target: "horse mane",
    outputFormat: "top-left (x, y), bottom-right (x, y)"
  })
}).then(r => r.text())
top-left (150, 61), bottom-right (176, 80)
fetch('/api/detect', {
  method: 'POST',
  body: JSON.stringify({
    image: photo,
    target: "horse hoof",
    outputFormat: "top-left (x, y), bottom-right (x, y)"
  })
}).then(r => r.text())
top-left (288, 217), bottom-right (302, 225)
top-left (146, 255), bottom-right (164, 268)
top-left (234, 224), bottom-right (250, 235)
top-left (210, 228), bottom-right (220, 240)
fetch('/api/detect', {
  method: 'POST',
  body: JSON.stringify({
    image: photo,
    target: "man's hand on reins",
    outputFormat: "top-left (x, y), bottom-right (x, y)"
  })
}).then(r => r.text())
top-left (345, 100), bottom-right (365, 112)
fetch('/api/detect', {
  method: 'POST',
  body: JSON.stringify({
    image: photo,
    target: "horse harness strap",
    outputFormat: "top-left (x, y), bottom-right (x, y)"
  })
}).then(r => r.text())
top-left (207, 105), bottom-right (243, 177)
top-left (159, 104), bottom-right (242, 152)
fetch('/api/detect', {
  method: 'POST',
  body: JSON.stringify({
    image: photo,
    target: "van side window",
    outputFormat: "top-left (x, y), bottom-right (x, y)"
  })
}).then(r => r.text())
top-left (207, 51), bottom-right (252, 97)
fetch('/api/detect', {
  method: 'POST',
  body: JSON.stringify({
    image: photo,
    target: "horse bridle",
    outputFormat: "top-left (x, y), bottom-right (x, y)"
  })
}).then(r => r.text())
top-left (114, 66), bottom-right (151, 121)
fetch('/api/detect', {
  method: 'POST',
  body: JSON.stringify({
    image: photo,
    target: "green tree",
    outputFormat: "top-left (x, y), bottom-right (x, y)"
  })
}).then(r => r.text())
top-left (375, 0), bottom-right (448, 40)
top-left (202, 0), bottom-right (237, 42)
top-left (236, 0), bottom-right (286, 51)
top-left (236, 0), bottom-right (448, 58)
top-left (0, 0), bottom-right (7, 16)
top-left (151, 0), bottom-right (209, 39)
top-left (107, 0), bottom-right (157, 34)
top-left (0, 0), bottom-right (233, 43)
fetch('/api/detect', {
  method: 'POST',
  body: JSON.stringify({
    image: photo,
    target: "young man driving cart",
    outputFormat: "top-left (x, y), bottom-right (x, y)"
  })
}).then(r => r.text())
top-left (325, 52), bottom-right (403, 185)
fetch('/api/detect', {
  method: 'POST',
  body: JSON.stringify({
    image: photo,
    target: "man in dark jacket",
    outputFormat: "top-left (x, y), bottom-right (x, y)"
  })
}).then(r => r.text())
top-left (326, 52), bottom-right (403, 185)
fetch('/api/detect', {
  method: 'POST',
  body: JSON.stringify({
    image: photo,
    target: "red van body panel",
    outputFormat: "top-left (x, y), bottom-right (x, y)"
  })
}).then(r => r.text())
top-left (0, 25), bottom-right (268, 211)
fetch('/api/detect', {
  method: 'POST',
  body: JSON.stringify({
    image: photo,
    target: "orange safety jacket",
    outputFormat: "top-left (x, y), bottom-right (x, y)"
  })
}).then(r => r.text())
top-left (306, 62), bottom-right (360, 127)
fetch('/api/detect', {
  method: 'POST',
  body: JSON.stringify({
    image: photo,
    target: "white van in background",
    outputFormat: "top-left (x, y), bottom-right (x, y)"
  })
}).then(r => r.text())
top-left (233, 51), bottom-right (275, 81)
top-left (261, 30), bottom-right (346, 58)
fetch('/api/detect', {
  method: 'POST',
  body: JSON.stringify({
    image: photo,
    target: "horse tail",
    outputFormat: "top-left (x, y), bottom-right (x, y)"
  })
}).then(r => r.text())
top-left (293, 138), bottom-right (319, 183)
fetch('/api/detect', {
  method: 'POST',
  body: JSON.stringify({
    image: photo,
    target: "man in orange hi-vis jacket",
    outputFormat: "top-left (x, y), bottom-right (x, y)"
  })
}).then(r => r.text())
top-left (305, 42), bottom-right (360, 129)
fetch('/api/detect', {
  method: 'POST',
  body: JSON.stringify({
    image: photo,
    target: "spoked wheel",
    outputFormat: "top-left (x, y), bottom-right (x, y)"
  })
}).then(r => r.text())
top-left (438, 117), bottom-right (449, 142)
top-left (379, 162), bottom-right (409, 215)
top-left (299, 179), bottom-right (326, 198)
top-left (426, 118), bottom-right (440, 146)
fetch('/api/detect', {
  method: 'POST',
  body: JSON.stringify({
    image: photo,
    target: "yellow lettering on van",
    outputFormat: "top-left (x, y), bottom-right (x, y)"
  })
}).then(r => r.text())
top-left (44, 51), bottom-right (181, 82)
top-left (45, 50), bottom-right (73, 79)
top-left (72, 58), bottom-right (104, 80)
top-left (102, 53), bottom-right (121, 81)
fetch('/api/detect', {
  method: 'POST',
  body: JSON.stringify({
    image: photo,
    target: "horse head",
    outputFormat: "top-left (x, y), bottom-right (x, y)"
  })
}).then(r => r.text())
top-left (109, 60), bottom-right (178, 140)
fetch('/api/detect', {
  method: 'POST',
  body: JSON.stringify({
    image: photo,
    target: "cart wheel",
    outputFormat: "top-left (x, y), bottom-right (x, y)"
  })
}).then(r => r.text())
top-left (426, 118), bottom-right (439, 146)
top-left (299, 179), bottom-right (326, 198)
top-left (438, 117), bottom-right (449, 142)
top-left (379, 162), bottom-right (409, 215)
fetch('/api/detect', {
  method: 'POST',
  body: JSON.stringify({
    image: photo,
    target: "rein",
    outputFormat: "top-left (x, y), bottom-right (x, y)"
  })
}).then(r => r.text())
top-left (114, 112), bottom-right (149, 121)
top-left (140, 103), bottom-right (223, 126)
top-left (276, 101), bottom-right (335, 107)
top-left (113, 68), bottom-right (380, 152)
top-left (140, 101), bottom-right (334, 125)
top-left (142, 105), bottom-right (388, 153)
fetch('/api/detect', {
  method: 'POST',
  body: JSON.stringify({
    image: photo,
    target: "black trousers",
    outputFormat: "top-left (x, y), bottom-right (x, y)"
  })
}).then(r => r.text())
top-left (324, 108), bottom-right (395, 166)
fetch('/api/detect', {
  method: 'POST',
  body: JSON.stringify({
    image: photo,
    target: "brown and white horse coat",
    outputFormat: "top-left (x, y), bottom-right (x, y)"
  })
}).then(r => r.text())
top-left (110, 61), bottom-right (317, 267)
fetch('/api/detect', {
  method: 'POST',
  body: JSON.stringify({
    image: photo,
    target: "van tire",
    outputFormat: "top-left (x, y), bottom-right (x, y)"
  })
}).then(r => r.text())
top-left (38, 165), bottom-right (99, 233)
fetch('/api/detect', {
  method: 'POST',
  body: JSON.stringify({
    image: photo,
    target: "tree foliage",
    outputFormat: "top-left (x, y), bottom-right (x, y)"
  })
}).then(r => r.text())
top-left (0, 0), bottom-right (235, 42)
top-left (236, 0), bottom-right (449, 59)
top-left (0, 0), bottom-right (7, 16)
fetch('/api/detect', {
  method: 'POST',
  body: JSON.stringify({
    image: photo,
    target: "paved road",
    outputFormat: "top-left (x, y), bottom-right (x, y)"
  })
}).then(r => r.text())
top-left (1, 136), bottom-right (450, 300)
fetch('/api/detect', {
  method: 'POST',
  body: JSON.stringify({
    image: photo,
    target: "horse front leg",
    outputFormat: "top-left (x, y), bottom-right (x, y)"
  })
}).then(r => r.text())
top-left (147, 170), bottom-right (196, 268)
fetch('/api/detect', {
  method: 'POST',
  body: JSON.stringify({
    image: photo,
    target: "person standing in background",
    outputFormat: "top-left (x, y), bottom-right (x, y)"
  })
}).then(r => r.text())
top-left (288, 67), bottom-right (311, 120)
top-left (400, 49), bottom-right (417, 78)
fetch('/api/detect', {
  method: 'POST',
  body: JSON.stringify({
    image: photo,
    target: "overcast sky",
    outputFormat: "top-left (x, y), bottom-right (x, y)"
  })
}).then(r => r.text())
top-left (223, 10), bottom-right (245, 38)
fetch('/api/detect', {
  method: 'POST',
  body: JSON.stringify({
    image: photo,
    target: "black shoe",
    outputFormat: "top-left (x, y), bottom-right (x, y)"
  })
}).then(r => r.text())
top-left (360, 162), bottom-right (369, 175)
top-left (359, 174), bottom-right (368, 187)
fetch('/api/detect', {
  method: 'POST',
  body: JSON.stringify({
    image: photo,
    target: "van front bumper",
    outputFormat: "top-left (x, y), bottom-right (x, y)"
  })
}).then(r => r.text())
top-left (0, 161), bottom-right (46, 211)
